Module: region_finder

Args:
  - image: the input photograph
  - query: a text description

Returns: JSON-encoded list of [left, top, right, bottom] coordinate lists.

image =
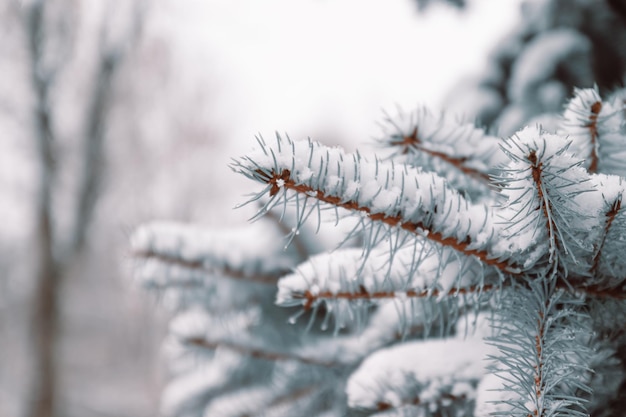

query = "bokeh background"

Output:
[[1, 0, 579, 415]]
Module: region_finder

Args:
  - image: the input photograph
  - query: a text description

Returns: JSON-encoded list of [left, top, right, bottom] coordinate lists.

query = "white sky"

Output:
[[134, 0, 525, 224], [155, 0, 523, 149]]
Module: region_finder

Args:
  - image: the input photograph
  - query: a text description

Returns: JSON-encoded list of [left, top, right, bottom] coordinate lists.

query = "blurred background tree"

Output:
[[0, 1, 157, 417], [443, 0, 626, 134]]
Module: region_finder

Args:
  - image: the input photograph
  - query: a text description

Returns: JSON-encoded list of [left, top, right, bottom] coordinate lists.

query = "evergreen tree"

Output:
[[131, 1, 626, 416]]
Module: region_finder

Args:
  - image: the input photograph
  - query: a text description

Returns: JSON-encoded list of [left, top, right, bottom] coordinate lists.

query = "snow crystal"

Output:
[[299, 166, 314, 181], [371, 187, 402, 213], [344, 180, 360, 199]]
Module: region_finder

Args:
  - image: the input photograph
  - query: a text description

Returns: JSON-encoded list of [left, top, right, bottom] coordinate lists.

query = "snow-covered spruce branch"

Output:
[[135, 86, 626, 417], [230, 135, 519, 275], [496, 122, 626, 286], [130, 221, 297, 288], [346, 313, 495, 414], [560, 87, 626, 176], [496, 126, 601, 271], [169, 308, 342, 368], [589, 193, 626, 286], [487, 282, 594, 417], [347, 340, 484, 414], [170, 300, 442, 370], [276, 246, 496, 331], [591, 195, 622, 274], [294, 299, 470, 366], [378, 107, 507, 197], [201, 383, 331, 417], [181, 336, 340, 368], [289, 283, 496, 313]]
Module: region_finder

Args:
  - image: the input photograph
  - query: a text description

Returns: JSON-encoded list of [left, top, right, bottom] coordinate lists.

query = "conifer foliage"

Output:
[[132, 86, 626, 416]]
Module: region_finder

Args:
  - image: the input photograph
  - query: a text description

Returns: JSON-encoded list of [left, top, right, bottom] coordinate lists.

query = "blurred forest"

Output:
[[0, 1, 224, 416], [2, 0, 624, 416]]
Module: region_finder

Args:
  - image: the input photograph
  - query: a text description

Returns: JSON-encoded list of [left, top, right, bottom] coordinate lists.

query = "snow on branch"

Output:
[[137, 84, 626, 417], [183, 336, 339, 368], [487, 282, 593, 417], [560, 87, 603, 173], [378, 107, 506, 198], [347, 312, 496, 415], [161, 349, 243, 417], [200, 367, 331, 417], [161, 308, 267, 417], [589, 175, 626, 283], [131, 221, 297, 288], [277, 244, 496, 332], [171, 308, 340, 368], [560, 87, 626, 176], [231, 135, 518, 274], [497, 126, 603, 272], [346, 335, 492, 413]]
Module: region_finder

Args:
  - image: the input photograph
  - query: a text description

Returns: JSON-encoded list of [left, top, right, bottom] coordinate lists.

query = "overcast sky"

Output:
[[153, 0, 523, 149]]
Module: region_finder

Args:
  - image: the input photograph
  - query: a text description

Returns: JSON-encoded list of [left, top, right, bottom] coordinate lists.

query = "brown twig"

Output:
[[585, 101, 602, 174], [292, 275, 626, 313], [184, 337, 339, 368], [591, 196, 622, 275], [390, 127, 491, 182], [132, 250, 281, 285], [295, 284, 496, 311], [376, 392, 468, 412], [571, 283, 626, 300], [528, 150, 559, 261], [528, 305, 550, 417], [258, 169, 518, 274]]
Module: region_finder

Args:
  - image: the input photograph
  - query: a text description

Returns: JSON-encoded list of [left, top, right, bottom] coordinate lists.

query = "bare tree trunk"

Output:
[[20, 2, 143, 415], [27, 56, 60, 417], [28, 191, 60, 417], [24, 4, 60, 416], [70, 51, 119, 256]]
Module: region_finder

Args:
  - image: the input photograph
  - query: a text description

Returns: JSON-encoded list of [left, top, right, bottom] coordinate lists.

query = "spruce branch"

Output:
[[277, 244, 496, 334], [379, 107, 506, 199], [561, 87, 603, 174], [183, 336, 339, 368], [591, 193, 622, 276], [372, 391, 469, 415], [169, 307, 344, 369], [390, 126, 490, 181], [206, 378, 328, 417], [488, 282, 593, 417], [202, 378, 340, 417], [346, 336, 491, 413], [161, 351, 243, 417], [497, 126, 601, 272], [570, 283, 626, 300], [231, 135, 518, 274], [231, 384, 324, 417], [291, 284, 496, 311], [130, 222, 296, 289], [133, 248, 280, 286], [135, 85, 626, 417], [560, 87, 626, 176]]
